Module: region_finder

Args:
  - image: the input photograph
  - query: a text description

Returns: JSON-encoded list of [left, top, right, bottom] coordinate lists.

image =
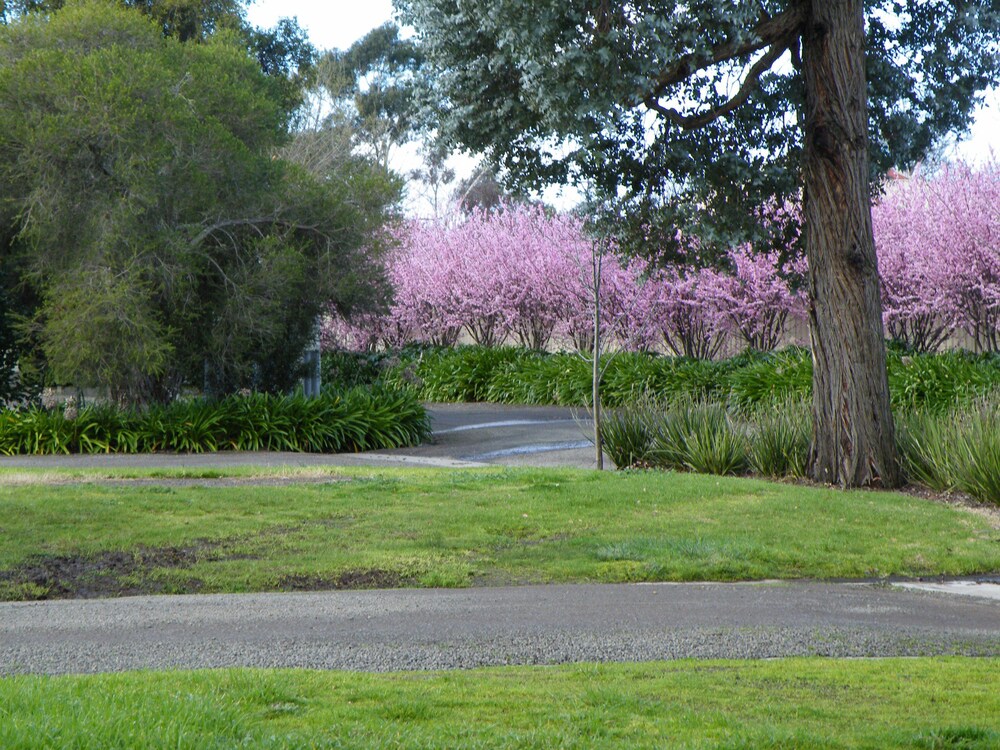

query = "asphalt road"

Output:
[[3, 582, 999, 675], [2, 403, 999, 675]]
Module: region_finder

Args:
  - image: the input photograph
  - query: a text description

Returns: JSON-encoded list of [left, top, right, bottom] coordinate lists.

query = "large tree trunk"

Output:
[[800, 0, 900, 488]]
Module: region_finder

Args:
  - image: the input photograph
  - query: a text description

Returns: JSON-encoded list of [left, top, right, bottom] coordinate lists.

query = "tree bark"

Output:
[[800, 0, 900, 487]]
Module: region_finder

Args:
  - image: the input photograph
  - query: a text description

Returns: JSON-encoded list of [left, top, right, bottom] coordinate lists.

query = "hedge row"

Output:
[[324, 345, 1000, 413], [0, 387, 430, 455]]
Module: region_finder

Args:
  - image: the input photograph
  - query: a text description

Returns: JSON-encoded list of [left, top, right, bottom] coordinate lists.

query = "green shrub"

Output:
[[887, 351, 1000, 413], [602, 354, 724, 406], [486, 351, 589, 405], [383, 346, 528, 402], [384, 345, 742, 408], [726, 347, 812, 409], [378, 343, 1000, 414], [0, 387, 429, 456]]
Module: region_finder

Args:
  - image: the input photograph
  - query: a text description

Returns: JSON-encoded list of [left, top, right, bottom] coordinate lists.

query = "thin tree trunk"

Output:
[[800, 0, 900, 487], [593, 248, 604, 471]]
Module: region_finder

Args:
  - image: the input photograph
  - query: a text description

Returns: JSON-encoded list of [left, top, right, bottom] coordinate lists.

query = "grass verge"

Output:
[[0, 467, 997, 599], [2, 659, 999, 749]]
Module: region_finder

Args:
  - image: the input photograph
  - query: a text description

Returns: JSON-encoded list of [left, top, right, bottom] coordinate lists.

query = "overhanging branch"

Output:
[[644, 37, 792, 130], [639, 5, 806, 108]]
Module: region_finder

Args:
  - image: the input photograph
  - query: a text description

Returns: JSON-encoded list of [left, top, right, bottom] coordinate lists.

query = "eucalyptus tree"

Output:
[[320, 22, 425, 169], [397, 0, 1000, 487]]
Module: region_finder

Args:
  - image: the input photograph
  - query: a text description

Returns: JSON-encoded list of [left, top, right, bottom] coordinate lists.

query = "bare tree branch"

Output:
[[186, 217, 323, 249]]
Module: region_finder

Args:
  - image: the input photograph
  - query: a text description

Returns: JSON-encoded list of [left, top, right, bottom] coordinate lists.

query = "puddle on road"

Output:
[[464, 441, 592, 461], [436, 419, 580, 434], [896, 581, 1000, 602]]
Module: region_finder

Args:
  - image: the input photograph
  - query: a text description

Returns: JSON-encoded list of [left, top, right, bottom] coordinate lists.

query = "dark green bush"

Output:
[[602, 354, 724, 405], [375, 343, 1000, 416], [383, 345, 775, 408], [321, 350, 387, 389], [0, 387, 430, 456], [726, 347, 813, 409], [887, 351, 1000, 413]]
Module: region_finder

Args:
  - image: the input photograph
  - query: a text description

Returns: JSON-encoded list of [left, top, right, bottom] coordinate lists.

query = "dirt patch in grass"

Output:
[[277, 569, 415, 591], [0, 472, 353, 487], [0, 544, 215, 599], [0, 516, 362, 600]]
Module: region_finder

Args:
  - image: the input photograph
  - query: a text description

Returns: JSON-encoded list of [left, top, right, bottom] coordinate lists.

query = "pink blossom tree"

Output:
[[705, 244, 809, 352], [385, 224, 464, 346], [872, 176, 957, 352], [485, 207, 586, 350], [873, 161, 1000, 352], [648, 266, 728, 359]]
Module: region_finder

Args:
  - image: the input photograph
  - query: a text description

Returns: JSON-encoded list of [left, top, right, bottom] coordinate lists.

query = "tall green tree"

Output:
[[320, 22, 424, 169], [0, 0, 396, 404], [0, 0, 314, 105], [398, 0, 1000, 488]]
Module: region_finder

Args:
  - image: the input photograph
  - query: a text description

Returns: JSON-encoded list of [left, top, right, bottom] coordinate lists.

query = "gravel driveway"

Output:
[[3, 582, 999, 675]]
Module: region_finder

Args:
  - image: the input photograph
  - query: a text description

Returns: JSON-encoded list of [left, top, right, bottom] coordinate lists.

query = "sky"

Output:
[[246, 0, 396, 53], [246, 1, 999, 189]]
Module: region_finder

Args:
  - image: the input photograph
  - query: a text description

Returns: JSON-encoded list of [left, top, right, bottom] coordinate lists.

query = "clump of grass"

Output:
[[746, 397, 811, 478], [601, 389, 1000, 504], [895, 396, 1000, 505], [601, 402, 656, 468], [951, 399, 1000, 505], [604, 396, 810, 479], [646, 398, 748, 476], [896, 410, 962, 493]]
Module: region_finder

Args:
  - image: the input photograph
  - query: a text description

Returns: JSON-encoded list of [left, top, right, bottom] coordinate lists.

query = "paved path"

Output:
[[2, 403, 999, 674], [3, 582, 999, 675]]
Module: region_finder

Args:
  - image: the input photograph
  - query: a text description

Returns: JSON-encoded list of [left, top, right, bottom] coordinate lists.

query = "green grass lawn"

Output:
[[1, 466, 997, 599], [2, 659, 999, 748]]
